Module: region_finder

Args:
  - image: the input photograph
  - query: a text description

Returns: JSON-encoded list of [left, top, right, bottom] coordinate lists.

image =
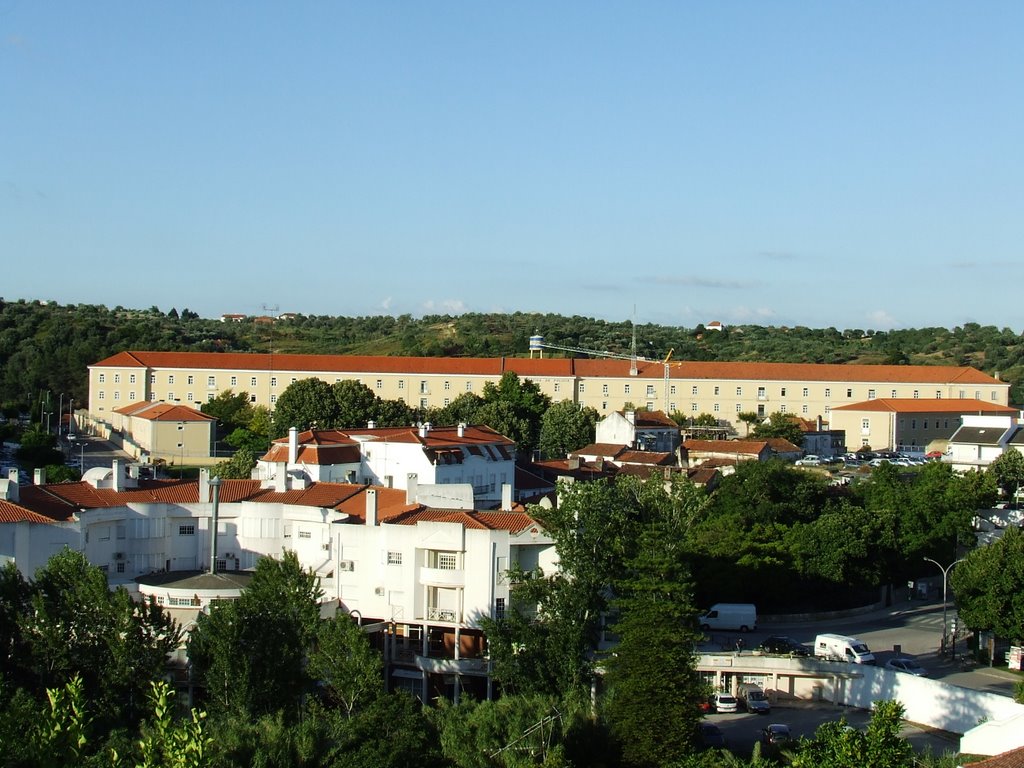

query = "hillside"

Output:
[[1, 298, 1022, 414]]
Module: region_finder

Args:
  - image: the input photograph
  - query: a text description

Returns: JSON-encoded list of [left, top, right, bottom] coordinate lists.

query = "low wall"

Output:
[[699, 653, 1024, 736]]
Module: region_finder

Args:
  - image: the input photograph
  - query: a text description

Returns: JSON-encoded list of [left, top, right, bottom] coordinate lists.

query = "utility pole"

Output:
[[923, 556, 965, 657]]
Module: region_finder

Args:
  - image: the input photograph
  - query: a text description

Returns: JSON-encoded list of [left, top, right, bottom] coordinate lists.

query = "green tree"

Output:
[[15, 550, 180, 732], [428, 392, 483, 427], [373, 398, 417, 427], [271, 378, 339, 437], [479, 372, 551, 455], [602, 523, 707, 766], [988, 449, 1024, 502], [751, 412, 804, 447], [792, 701, 912, 768], [332, 379, 379, 428], [15, 425, 64, 469], [538, 401, 598, 459], [188, 551, 322, 720], [210, 447, 256, 479], [951, 526, 1024, 641], [307, 613, 383, 719], [737, 411, 760, 437], [201, 390, 254, 432]]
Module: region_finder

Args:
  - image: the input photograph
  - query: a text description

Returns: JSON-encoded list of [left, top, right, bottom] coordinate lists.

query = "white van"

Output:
[[698, 603, 757, 632], [814, 633, 876, 664]]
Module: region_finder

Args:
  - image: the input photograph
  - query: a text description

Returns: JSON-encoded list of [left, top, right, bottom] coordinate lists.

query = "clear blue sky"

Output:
[[3, 2, 1022, 331]]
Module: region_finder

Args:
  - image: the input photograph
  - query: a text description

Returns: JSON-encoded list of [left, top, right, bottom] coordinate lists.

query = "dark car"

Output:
[[761, 724, 792, 745], [758, 636, 811, 657], [697, 722, 726, 749]]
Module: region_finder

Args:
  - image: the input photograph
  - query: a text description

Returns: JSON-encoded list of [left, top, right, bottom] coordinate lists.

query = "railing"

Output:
[[419, 566, 465, 587], [427, 607, 459, 622]]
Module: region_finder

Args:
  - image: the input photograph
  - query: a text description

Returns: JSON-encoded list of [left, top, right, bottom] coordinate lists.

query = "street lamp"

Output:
[[79, 443, 87, 473], [923, 556, 965, 656]]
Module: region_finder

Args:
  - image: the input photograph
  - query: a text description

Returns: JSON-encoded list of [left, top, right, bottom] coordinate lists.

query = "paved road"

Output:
[[62, 434, 136, 473]]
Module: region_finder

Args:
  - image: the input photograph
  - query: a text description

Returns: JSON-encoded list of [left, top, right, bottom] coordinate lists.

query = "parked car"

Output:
[[795, 455, 822, 466], [711, 692, 739, 714], [738, 683, 771, 714], [760, 724, 792, 745], [758, 636, 811, 657], [697, 722, 726, 749], [885, 657, 928, 676]]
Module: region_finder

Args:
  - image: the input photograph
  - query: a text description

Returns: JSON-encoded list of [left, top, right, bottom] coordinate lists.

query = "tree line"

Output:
[[3, 298, 1022, 419]]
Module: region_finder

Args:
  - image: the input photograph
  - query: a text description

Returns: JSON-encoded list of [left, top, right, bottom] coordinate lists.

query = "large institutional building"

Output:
[[88, 350, 1011, 440]]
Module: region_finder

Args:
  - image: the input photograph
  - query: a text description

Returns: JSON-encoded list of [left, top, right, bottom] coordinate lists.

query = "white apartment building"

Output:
[[0, 461, 555, 702], [258, 424, 517, 508]]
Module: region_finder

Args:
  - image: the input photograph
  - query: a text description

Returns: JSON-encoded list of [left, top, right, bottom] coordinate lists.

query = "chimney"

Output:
[[111, 460, 123, 492], [274, 461, 287, 492], [817, 415, 824, 431], [288, 427, 299, 465], [367, 420, 376, 429], [567, 457, 580, 471], [501, 483, 512, 511], [1, 469, 18, 503], [418, 423, 427, 438], [406, 473, 418, 505], [198, 468, 210, 502], [384, 474, 393, 488], [366, 488, 378, 526], [33, 467, 47, 486], [458, 422, 466, 438], [626, 410, 636, 425]]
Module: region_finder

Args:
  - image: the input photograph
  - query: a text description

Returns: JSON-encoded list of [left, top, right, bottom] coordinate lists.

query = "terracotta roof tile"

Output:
[[684, 439, 769, 454], [616, 450, 676, 465], [0, 500, 61, 524], [92, 351, 1004, 388], [386, 507, 540, 533], [832, 398, 1019, 414]]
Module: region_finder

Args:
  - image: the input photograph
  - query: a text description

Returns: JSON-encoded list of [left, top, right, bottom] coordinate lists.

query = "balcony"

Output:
[[426, 606, 460, 623], [420, 566, 465, 587]]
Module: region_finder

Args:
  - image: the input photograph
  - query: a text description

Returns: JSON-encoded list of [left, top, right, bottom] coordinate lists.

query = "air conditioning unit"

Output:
[[321, 543, 331, 551], [113, 552, 124, 560], [374, 586, 385, 597], [339, 560, 354, 572]]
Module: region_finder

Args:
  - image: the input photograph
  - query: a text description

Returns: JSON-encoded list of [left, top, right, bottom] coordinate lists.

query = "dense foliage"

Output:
[[3, 298, 1022, 416]]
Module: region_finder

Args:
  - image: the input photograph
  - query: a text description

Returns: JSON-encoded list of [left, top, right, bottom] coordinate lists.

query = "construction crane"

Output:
[[530, 332, 681, 414]]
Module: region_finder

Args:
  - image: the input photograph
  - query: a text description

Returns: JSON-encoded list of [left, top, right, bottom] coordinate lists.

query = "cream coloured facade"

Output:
[[829, 398, 1020, 453], [89, 351, 1011, 436]]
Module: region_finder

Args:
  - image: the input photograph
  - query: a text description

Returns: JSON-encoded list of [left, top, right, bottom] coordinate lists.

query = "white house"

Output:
[[946, 414, 1024, 472], [594, 410, 680, 453], [257, 424, 518, 509], [2, 460, 554, 703]]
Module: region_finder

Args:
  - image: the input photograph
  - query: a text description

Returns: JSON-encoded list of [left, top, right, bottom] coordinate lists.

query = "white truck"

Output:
[[698, 603, 757, 632], [813, 633, 876, 664]]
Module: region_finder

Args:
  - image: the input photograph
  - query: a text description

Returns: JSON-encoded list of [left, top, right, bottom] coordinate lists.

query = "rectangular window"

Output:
[[113, 391, 120, 400], [207, 376, 216, 387], [443, 398, 450, 406], [230, 376, 237, 386], [251, 377, 257, 387], [891, 389, 897, 398], [168, 374, 175, 385], [167, 391, 173, 401], [129, 391, 137, 401], [780, 404, 787, 413], [129, 374, 136, 384], [670, 402, 676, 412], [757, 386, 766, 399], [646, 385, 655, 396], [271, 377, 278, 387], [846, 388, 853, 398], [713, 403, 720, 412], [691, 402, 698, 412], [376, 379, 383, 389], [186, 393, 193, 402], [99, 373, 106, 383], [780, 387, 787, 396], [913, 390, 919, 399], [646, 401, 654, 410], [116, 562, 126, 574], [579, 383, 586, 393], [150, 374, 156, 385], [298, 531, 312, 539], [420, 398, 428, 409], [99, 391, 105, 400], [861, 419, 870, 430], [912, 419, 917, 429], [291, 377, 297, 384], [802, 387, 809, 397], [824, 388, 831, 398], [692, 385, 698, 395], [868, 389, 875, 399], [398, 380, 404, 389], [444, 381, 451, 391], [420, 381, 428, 394], [249, 394, 256, 402], [553, 383, 559, 393], [495, 597, 506, 620], [623, 384, 629, 395], [270, 394, 277, 404], [602, 384, 609, 395], [114, 373, 121, 384], [437, 552, 457, 570], [736, 387, 742, 396], [387, 551, 403, 565], [179, 525, 195, 536], [935, 391, 942, 399], [802, 405, 808, 414], [735, 403, 742, 412], [187, 375, 194, 385], [714, 386, 720, 396], [602, 401, 607, 410]]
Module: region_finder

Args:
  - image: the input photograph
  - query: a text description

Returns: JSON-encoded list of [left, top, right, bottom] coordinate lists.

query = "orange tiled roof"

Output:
[[832, 398, 1019, 414], [623, 410, 678, 428], [616, 450, 676, 466], [765, 438, 802, 452], [113, 402, 215, 422], [90, 351, 1005, 386], [684, 439, 769, 454], [386, 507, 539, 533], [571, 443, 629, 458], [0, 500, 62, 524]]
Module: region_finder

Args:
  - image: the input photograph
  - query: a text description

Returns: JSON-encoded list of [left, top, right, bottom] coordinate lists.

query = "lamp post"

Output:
[[923, 556, 965, 656], [79, 443, 86, 473]]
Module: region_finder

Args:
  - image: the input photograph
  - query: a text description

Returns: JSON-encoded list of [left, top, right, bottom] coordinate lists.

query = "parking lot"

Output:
[[704, 702, 958, 759]]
